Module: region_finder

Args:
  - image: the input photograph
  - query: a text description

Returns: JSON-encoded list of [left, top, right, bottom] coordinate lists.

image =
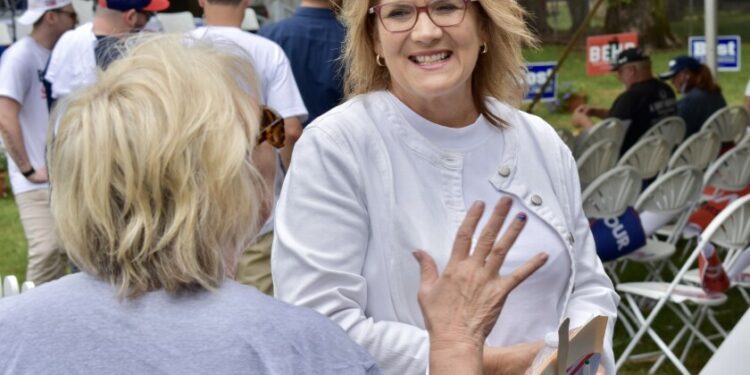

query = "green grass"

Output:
[[0, 194, 26, 283]]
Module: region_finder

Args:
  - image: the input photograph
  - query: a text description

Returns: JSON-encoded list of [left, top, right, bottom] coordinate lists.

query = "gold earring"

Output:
[[376, 54, 386, 67], [480, 43, 488, 54]]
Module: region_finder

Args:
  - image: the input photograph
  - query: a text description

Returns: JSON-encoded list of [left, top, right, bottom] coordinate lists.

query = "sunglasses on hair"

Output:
[[257, 106, 285, 148]]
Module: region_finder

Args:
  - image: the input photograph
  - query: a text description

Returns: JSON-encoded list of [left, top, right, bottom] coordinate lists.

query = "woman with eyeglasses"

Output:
[[273, 1, 619, 374]]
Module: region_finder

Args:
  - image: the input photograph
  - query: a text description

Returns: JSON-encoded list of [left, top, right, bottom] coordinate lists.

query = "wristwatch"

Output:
[[21, 166, 35, 178]]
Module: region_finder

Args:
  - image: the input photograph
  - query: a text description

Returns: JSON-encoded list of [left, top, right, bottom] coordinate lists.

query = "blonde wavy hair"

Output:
[[341, 0, 537, 127], [49, 35, 268, 299]]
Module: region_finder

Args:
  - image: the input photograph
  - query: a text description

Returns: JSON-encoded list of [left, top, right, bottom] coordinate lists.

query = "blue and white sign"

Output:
[[524, 62, 557, 103], [688, 35, 741, 72]]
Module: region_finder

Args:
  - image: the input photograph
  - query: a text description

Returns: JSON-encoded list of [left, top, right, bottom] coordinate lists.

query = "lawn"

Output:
[[1, 9, 749, 375]]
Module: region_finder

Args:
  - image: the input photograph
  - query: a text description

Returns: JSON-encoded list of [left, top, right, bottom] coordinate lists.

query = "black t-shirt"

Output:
[[609, 78, 677, 154]]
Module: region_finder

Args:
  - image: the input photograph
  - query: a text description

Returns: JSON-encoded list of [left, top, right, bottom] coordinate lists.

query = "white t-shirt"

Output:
[[745, 78, 750, 97], [0, 37, 51, 194], [188, 26, 307, 121], [189, 26, 308, 235], [45, 22, 96, 100], [389, 93, 571, 346]]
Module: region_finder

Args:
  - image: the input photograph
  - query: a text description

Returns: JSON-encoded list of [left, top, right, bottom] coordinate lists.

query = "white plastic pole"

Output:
[[705, 0, 718, 76]]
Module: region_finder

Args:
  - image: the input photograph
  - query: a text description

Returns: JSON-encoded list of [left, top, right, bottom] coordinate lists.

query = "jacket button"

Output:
[[531, 194, 543, 206], [567, 232, 575, 245], [497, 166, 511, 177]]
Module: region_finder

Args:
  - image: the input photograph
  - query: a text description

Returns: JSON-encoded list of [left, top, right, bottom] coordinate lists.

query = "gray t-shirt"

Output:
[[0, 273, 378, 374]]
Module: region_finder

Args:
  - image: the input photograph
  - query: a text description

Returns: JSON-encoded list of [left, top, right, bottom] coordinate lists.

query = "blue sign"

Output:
[[688, 35, 741, 72], [524, 62, 557, 103]]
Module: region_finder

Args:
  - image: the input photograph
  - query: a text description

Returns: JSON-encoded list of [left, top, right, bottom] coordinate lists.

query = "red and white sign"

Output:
[[586, 32, 639, 76]]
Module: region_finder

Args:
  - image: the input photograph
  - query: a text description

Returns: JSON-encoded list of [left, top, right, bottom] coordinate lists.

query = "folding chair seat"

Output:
[[556, 128, 575, 151], [701, 106, 750, 145], [641, 116, 686, 149], [156, 11, 196, 33], [616, 195, 750, 375], [576, 139, 619, 189], [665, 129, 721, 171], [573, 118, 625, 158], [617, 135, 672, 181], [626, 167, 703, 268]]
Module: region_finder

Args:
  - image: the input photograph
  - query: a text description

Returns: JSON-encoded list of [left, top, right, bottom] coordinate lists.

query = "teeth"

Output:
[[413, 52, 449, 64]]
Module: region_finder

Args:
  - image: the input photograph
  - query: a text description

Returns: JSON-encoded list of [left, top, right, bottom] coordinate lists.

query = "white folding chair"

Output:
[[666, 130, 721, 171], [0, 22, 11, 45], [241, 8, 260, 31], [701, 106, 750, 145], [616, 195, 750, 374], [556, 128, 575, 151], [576, 138, 620, 189], [702, 143, 750, 202], [642, 116, 687, 149], [617, 135, 672, 181], [625, 167, 704, 277], [580, 166, 641, 334], [573, 117, 625, 158], [72, 0, 95, 25], [2, 275, 19, 297], [156, 11, 196, 33]]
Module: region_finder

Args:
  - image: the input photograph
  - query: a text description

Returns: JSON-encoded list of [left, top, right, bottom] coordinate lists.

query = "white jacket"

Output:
[[273, 91, 619, 374]]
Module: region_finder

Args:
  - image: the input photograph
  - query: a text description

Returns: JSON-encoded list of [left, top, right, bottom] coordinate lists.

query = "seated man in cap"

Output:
[[573, 48, 677, 154], [0, 0, 76, 285], [44, 0, 170, 104], [659, 56, 726, 137]]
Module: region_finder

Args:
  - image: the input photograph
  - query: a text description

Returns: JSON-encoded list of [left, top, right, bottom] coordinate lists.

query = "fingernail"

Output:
[[538, 252, 549, 260], [517, 212, 527, 222], [472, 200, 483, 209]]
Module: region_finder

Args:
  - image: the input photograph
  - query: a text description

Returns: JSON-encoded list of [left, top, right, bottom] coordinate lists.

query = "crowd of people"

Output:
[[0, 0, 747, 374]]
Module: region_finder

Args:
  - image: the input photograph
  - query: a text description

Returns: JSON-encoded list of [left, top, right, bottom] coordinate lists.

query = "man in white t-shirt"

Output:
[[190, 0, 307, 294], [0, 0, 77, 284], [45, 0, 169, 102], [745, 78, 750, 112]]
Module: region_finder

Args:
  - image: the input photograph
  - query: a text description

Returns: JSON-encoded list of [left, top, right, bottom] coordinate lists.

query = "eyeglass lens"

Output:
[[377, 0, 469, 32]]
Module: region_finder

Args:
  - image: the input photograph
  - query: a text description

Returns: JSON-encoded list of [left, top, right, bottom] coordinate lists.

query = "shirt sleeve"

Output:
[[558, 140, 620, 375], [0, 48, 32, 104], [272, 126, 430, 374], [265, 45, 308, 122]]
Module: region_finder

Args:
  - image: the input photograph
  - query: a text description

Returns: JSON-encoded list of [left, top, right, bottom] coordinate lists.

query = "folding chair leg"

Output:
[[706, 308, 728, 338], [739, 287, 750, 305], [650, 306, 707, 374], [666, 304, 718, 352], [617, 304, 637, 337], [618, 295, 691, 375]]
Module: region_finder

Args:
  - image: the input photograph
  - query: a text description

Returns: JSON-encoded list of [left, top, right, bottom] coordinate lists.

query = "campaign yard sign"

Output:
[[586, 32, 639, 76], [689, 35, 741, 72], [524, 62, 557, 103]]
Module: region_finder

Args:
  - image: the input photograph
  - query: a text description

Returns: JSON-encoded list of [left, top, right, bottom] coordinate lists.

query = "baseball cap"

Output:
[[17, 0, 73, 26], [610, 48, 650, 71], [659, 56, 702, 80], [98, 0, 170, 12]]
